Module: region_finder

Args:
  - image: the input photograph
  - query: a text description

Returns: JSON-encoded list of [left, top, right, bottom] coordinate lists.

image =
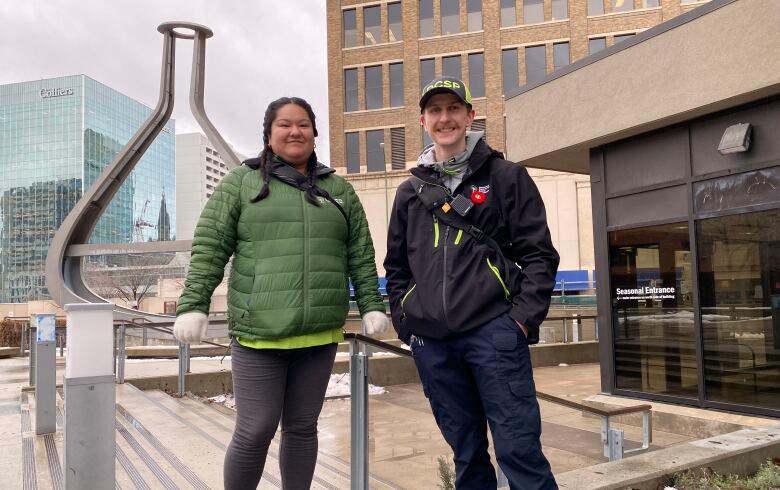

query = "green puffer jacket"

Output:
[[176, 161, 385, 340]]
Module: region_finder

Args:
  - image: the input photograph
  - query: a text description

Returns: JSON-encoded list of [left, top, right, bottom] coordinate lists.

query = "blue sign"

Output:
[[36, 314, 56, 343]]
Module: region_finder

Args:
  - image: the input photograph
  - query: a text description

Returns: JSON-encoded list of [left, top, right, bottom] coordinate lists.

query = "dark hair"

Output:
[[250, 97, 320, 205]]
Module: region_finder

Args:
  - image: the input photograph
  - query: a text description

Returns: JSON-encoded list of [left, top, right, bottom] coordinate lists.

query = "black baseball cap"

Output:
[[419, 76, 473, 111]]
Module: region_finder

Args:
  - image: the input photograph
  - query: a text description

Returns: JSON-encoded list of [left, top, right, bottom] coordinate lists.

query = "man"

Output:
[[384, 76, 559, 489]]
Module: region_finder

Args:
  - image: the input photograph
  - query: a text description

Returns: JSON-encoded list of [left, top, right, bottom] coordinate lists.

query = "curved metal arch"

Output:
[[45, 22, 240, 322]]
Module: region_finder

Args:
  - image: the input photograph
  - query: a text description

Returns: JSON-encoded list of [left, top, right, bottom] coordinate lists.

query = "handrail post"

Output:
[[350, 339, 369, 490], [608, 428, 624, 460], [601, 416, 611, 457], [20, 320, 27, 356], [28, 325, 37, 386], [117, 322, 126, 384], [178, 341, 189, 396]]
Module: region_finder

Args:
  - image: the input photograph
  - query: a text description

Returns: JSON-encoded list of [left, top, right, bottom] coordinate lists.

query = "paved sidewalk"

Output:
[[3, 352, 773, 489]]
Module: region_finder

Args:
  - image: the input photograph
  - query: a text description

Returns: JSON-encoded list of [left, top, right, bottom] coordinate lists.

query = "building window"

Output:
[[611, 0, 632, 13], [589, 37, 606, 55], [364, 65, 383, 110], [420, 58, 435, 91], [525, 45, 547, 85], [698, 209, 780, 411], [419, 0, 434, 37], [164, 301, 177, 314], [609, 222, 696, 398], [501, 48, 518, 95], [346, 133, 360, 174], [523, 0, 544, 24], [343, 9, 357, 48], [468, 52, 485, 98], [552, 0, 568, 20], [344, 68, 358, 112], [390, 127, 406, 169], [363, 5, 382, 45], [501, 0, 516, 27], [643, 0, 659, 6], [588, 0, 604, 15], [366, 130, 385, 172], [614, 33, 636, 44], [390, 62, 404, 107], [441, 0, 460, 35], [442, 55, 461, 80], [467, 0, 482, 31], [553, 42, 570, 71], [388, 2, 403, 42]]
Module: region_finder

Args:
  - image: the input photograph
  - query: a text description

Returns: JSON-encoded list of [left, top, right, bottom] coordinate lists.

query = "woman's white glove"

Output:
[[173, 311, 208, 344], [361, 311, 390, 335]]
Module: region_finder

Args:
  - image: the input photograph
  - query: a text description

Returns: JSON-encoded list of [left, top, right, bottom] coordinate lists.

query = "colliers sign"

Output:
[[40, 88, 74, 98]]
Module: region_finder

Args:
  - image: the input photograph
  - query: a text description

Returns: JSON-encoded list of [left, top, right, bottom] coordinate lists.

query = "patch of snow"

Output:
[[202, 373, 386, 411]]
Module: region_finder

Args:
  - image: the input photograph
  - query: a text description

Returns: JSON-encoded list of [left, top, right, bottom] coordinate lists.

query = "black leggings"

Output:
[[224, 341, 337, 490]]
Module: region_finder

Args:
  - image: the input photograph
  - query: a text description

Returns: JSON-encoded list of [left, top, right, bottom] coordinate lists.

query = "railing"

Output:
[[542, 313, 599, 343], [113, 320, 228, 396], [112, 324, 652, 489]]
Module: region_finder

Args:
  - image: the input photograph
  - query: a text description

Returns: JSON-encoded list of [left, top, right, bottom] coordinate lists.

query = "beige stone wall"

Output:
[[327, 0, 712, 274], [347, 168, 595, 276]]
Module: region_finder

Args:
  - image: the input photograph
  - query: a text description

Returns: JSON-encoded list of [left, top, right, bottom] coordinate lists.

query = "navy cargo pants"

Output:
[[411, 312, 557, 489]]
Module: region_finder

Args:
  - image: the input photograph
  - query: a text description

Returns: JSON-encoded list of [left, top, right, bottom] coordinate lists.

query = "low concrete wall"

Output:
[[126, 341, 598, 396], [531, 341, 599, 367], [0, 347, 19, 358], [556, 424, 780, 490]]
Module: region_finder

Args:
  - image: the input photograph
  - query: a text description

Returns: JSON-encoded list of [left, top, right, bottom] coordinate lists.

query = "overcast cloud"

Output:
[[0, 0, 330, 162]]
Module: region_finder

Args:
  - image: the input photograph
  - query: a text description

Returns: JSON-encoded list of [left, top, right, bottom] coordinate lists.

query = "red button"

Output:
[[470, 191, 486, 204]]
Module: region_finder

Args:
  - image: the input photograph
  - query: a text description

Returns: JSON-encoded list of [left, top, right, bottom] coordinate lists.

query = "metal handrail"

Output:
[[113, 319, 229, 396], [111, 326, 651, 488]]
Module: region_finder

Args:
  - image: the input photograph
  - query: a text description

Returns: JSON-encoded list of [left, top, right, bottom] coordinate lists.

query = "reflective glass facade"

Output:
[[0, 75, 175, 303]]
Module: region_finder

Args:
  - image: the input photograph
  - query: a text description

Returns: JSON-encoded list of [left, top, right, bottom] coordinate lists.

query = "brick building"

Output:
[[326, 0, 711, 277]]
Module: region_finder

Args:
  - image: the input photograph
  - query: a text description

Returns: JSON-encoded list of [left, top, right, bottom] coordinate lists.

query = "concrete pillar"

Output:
[[33, 314, 57, 434], [64, 303, 115, 489]]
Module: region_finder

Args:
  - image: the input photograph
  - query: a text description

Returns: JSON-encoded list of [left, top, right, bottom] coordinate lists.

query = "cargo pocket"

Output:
[[493, 329, 518, 380], [505, 378, 542, 440]]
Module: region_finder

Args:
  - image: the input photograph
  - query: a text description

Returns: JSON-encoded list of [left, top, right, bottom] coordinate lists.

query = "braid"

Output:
[[250, 145, 273, 203], [303, 153, 320, 206]]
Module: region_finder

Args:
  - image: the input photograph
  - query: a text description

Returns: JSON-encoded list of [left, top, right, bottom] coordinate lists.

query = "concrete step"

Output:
[[140, 388, 365, 489]]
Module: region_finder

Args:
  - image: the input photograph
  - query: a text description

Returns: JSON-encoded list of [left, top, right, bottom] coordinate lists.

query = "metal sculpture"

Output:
[[45, 22, 240, 321]]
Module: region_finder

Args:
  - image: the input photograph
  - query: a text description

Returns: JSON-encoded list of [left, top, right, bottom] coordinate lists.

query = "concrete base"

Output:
[[64, 375, 116, 489], [556, 424, 780, 490]]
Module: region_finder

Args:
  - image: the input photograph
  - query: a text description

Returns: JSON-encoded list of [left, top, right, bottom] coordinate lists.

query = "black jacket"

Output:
[[384, 139, 559, 344]]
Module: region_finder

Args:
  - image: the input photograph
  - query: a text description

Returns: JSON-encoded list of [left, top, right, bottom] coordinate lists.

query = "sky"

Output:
[[0, 0, 331, 162]]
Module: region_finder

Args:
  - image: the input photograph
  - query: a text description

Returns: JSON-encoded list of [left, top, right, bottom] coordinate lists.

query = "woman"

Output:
[[173, 96, 388, 489]]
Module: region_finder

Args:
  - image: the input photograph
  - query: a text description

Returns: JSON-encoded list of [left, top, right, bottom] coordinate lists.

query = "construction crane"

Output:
[[133, 198, 154, 242]]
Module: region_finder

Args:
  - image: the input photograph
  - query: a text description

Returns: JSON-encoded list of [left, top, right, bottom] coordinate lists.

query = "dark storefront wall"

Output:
[[592, 98, 780, 417]]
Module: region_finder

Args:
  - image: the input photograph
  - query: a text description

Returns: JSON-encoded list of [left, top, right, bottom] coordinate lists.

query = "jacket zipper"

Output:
[[243, 272, 256, 318], [302, 192, 309, 326], [400, 283, 416, 321], [486, 258, 510, 299], [442, 226, 450, 326]]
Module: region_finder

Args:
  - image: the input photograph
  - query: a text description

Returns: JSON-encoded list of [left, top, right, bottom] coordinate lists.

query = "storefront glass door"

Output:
[[697, 209, 780, 410], [609, 223, 697, 398]]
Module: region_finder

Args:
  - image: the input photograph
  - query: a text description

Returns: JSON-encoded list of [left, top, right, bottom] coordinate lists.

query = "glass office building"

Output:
[[0, 75, 175, 303]]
